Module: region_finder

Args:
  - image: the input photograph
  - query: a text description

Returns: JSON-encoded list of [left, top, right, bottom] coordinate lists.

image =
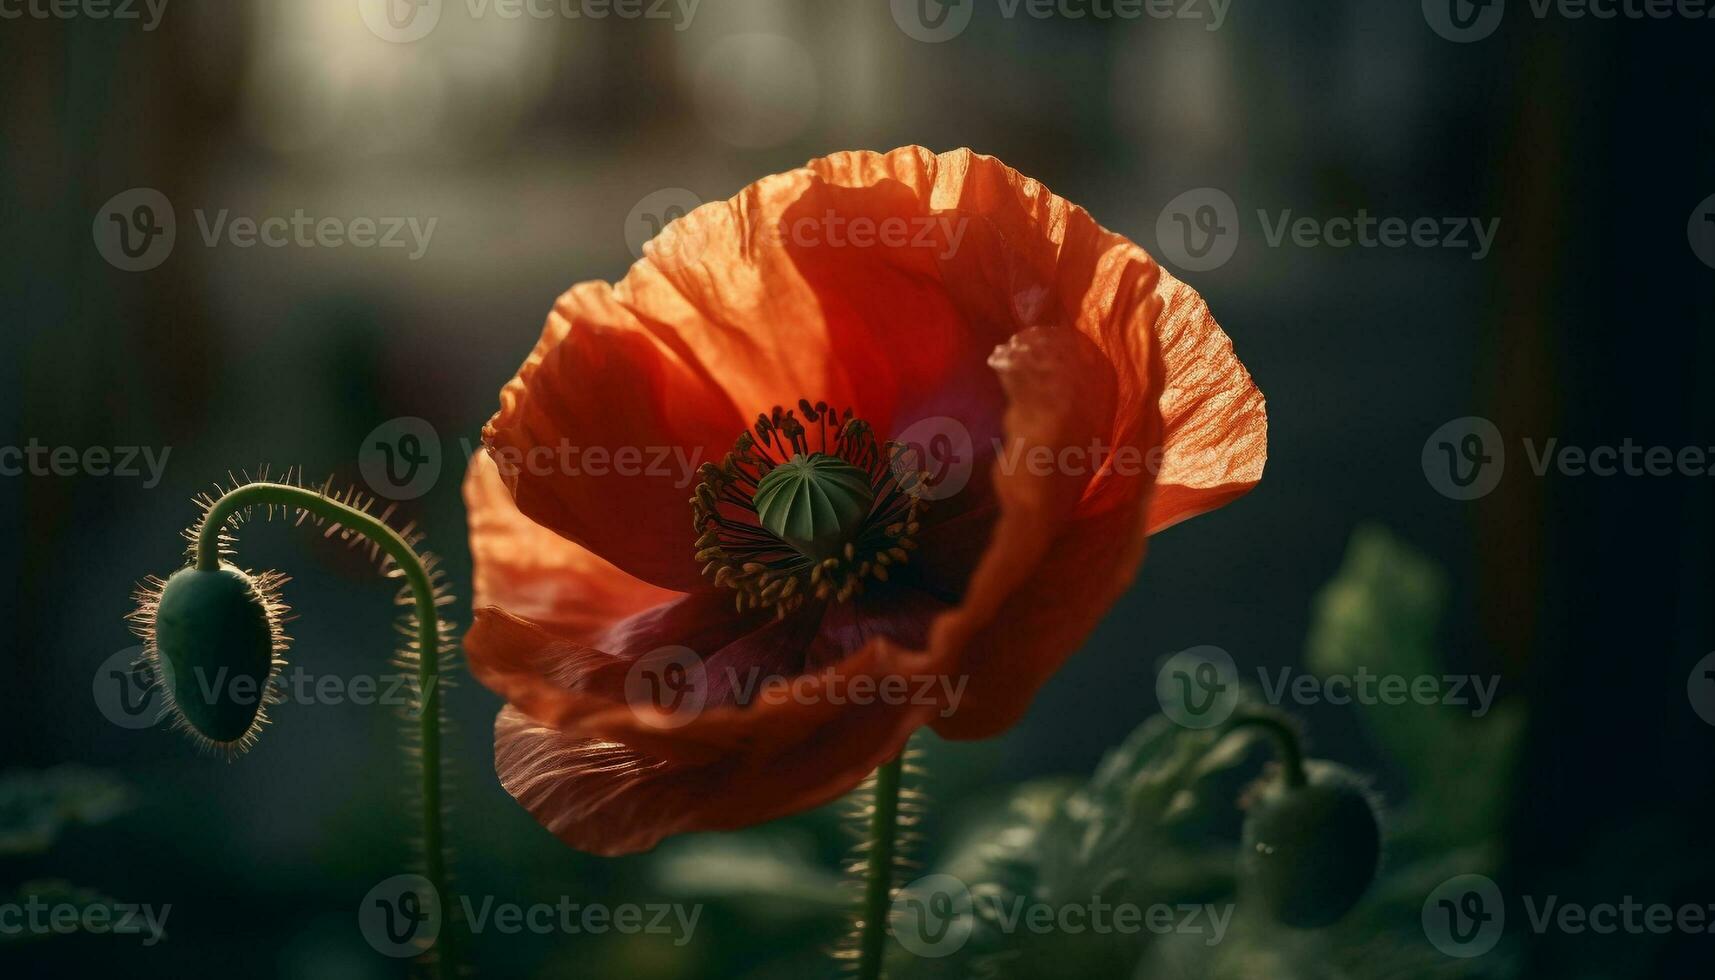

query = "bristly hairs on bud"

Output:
[[126, 562, 291, 758], [836, 739, 927, 978], [126, 465, 462, 979]]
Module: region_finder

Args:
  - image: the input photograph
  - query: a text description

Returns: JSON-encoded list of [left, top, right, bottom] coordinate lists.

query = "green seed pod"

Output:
[[752, 453, 876, 561], [1240, 761, 1382, 929], [132, 563, 288, 753]]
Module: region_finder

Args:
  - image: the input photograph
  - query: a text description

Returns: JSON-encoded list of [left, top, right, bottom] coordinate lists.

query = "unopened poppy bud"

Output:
[[1240, 760, 1382, 929], [133, 563, 288, 752]]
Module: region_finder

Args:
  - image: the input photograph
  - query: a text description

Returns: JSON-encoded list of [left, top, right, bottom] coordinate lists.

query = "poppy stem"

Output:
[[195, 481, 456, 978], [1218, 708, 1307, 787], [855, 751, 904, 980]]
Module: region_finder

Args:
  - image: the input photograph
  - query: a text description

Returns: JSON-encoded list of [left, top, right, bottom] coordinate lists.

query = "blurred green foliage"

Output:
[[650, 526, 1524, 978], [0, 766, 147, 946]]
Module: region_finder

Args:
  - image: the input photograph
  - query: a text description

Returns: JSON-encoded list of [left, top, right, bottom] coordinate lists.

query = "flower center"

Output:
[[692, 400, 926, 618]]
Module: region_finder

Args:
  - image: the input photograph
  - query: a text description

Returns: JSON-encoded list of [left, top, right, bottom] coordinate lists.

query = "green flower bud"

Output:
[[1240, 761, 1382, 929], [132, 563, 288, 753], [752, 453, 876, 562]]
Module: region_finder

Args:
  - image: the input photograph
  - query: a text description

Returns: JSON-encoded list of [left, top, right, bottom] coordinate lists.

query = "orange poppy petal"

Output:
[[616, 160, 1011, 433], [464, 451, 677, 639], [494, 632, 937, 855], [1132, 268, 1268, 532], [483, 282, 745, 592], [470, 587, 950, 767], [929, 502, 1148, 740], [791, 147, 1266, 528]]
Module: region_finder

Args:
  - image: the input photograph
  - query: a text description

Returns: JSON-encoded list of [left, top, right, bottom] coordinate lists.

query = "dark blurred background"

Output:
[[2, 1, 1712, 978]]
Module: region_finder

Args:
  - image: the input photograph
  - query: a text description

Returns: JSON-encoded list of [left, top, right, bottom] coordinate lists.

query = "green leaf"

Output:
[[651, 831, 845, 919], [890, 716, 1250, 979], [0, 767, 132, 856], [1305, 525, 1521, 845]]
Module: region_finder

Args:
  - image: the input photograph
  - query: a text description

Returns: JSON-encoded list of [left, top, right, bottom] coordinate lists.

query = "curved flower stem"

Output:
[[856, 752, 904, 980], [196, 482, 454, 977], [1218, 708, 1307, 787]]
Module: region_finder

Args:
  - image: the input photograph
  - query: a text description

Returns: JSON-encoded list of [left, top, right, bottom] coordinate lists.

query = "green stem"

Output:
[[196, 482, 454, 977], [856, 753, 904, 980], [1219, 709, 1307, 787]]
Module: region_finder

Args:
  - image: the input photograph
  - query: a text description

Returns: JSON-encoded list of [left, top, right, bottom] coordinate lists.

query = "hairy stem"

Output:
[[856, 752, 904, 980], [1220, 708, 1307, 787], [196, 482, 454, 976]]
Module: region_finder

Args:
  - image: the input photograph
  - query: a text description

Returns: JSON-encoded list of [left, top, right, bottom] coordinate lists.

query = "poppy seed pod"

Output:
[[1240, 760, 1382, 929], [752, 453, 878, 562], [131, 563, 289, 753]]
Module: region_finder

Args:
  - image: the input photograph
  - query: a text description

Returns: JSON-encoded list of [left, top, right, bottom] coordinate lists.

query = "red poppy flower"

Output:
[[464, 146, 1266, 855]]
